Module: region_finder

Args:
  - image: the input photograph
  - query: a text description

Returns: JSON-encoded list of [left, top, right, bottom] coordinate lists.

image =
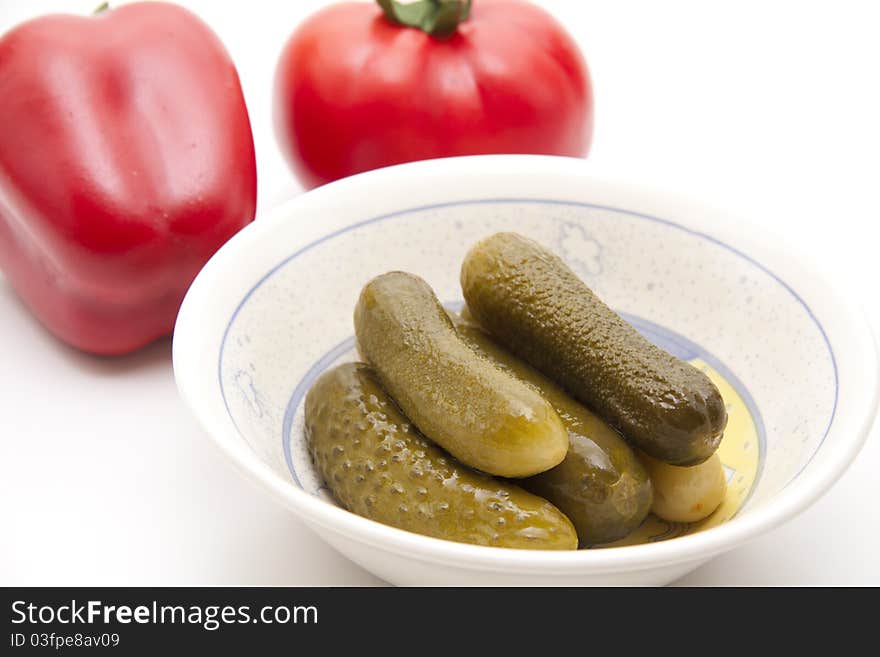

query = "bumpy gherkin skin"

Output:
[[354, 271, 568, 478], [461, 232, 728, 466], [305, 363, 578, 550], [455, 314, 653, 546]]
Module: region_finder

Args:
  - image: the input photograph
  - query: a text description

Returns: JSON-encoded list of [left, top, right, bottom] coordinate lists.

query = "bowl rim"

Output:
[[173, 154, 879, 575]]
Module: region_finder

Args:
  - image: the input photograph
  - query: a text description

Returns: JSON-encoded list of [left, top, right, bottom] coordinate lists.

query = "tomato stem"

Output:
[[376, 0, 471, 38], [92, 2, 110, 14]]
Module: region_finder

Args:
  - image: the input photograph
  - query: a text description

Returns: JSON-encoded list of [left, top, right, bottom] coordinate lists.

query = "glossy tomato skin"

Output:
[[274, 0, 592, 189], [0, 2, 256, 354]]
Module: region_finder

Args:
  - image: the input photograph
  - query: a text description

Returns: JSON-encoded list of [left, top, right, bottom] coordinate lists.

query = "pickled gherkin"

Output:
[[305, 363, 578, 550], [454, 314, 652, 546], [354, 271, 568, 478], [461, 232, 728, 466]]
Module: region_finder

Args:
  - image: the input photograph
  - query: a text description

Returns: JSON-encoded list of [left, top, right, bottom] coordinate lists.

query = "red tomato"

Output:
[[274, 0, 592, 189]]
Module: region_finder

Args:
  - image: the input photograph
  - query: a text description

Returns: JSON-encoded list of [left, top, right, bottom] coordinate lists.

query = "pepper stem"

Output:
[[377, 0, 471, 38], [93, 2, 110, 14]]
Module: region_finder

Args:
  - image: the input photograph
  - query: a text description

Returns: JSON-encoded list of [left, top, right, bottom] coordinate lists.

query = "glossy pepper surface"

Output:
[[0, 2, 256, 354]]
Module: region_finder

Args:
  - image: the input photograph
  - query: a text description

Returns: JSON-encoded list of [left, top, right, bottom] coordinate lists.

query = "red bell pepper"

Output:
[[0, 2, 256, 355]]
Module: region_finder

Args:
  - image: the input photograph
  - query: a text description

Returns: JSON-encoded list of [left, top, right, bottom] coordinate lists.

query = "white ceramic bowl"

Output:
[[173, 155, 878, 585]]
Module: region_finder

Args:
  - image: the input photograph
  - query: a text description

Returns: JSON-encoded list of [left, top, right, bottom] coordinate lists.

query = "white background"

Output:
[[1, 0, 878, 585]]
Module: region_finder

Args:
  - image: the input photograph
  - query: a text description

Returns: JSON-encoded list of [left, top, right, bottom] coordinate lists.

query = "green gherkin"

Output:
[[461, 232, 728, 466], [455, 314, 653, 546], [305, 363, 578, 550], [354, 271, 568, 478]]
